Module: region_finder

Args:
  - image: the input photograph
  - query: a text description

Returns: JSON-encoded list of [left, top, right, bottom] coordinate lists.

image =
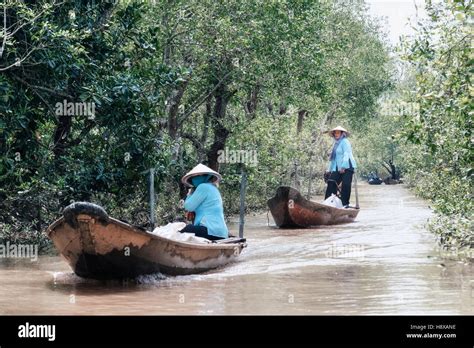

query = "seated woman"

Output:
[[179, 163, 229, 241], [324, 126, 357, 208]]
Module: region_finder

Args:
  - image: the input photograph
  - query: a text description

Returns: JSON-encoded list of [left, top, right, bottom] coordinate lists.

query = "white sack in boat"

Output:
[[151, 222, 210, 244], [322, 194, 343, 208]]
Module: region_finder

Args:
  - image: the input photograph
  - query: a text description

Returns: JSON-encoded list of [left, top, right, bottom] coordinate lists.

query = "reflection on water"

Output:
[[0, 184, 472, 314]]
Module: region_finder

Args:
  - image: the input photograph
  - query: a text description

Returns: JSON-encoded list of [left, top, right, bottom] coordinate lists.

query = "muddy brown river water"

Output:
[[0, 184, 472, 314]]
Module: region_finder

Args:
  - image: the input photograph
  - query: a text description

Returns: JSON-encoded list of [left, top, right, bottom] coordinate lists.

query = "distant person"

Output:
[[179, 163, 229, 240], [324, 126, 357, 208]]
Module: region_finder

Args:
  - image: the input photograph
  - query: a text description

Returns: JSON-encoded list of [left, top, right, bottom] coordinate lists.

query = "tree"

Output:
[[398, 0, 473, 250]]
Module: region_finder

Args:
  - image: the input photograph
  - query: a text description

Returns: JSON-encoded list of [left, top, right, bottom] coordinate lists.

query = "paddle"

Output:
[[353, 171, 360, 209]]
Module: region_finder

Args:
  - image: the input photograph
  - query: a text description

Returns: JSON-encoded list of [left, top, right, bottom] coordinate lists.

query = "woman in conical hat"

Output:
[[179, 163, 228, 240], [181, 163, 222, 187], [324, 126, 357, 208]]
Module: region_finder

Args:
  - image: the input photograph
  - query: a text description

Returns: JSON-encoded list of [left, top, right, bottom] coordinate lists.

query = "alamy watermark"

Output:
[[217, 148, 258, 167], [0, 242, 38, 262], [18, 322, 55, 342], [325, 243, 365, 260], [55, 99, 95, 120], [379, 99, 420, 117]]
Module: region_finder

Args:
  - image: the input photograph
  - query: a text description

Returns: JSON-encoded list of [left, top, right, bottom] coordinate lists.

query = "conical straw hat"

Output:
[[327, 125, 350, 137], [181, 163, 222, 187]]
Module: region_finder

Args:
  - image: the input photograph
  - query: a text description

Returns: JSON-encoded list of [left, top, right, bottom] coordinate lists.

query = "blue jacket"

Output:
[[184, 183, 229, 238], [328, 138, 357, 172]]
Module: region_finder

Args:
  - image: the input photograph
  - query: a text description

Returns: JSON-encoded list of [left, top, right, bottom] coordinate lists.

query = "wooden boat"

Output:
[[267, 186, 359, 228], [367, 173, 383, 185], [46, 202, 246, 279], [383, 177, 401, 185], [368, 178, 383, 185]]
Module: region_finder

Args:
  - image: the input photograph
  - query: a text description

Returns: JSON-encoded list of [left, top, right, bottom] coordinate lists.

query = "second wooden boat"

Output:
[[267, 186, 359, 228]]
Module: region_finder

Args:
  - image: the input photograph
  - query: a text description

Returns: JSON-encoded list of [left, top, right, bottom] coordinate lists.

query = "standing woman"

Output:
[[180, 163, 229, 240], [325, 126, 357, 208]]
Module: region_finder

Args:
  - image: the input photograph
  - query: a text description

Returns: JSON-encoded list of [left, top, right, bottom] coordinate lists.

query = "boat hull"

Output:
[[267, 186, 359, 228], [46, 202, 246, 279], [368, 179, 383, 185]]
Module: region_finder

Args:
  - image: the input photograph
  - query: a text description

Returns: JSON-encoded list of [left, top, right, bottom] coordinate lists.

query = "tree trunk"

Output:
[[297, 109, 307, 134], [52, 115, 72, 159], [207, 84, 231, 171], [279, 102, 287, 115], [245, 84, 260, 118], [166, 80, 189, 139], [266, 101, 274, 115], [198, 94, 212, 161]]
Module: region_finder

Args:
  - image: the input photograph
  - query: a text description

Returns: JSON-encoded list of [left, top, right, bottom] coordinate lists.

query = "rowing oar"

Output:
[[354, 171, 360, 209]]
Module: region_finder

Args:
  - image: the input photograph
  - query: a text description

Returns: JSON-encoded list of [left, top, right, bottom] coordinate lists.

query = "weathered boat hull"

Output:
[[46, 202, 246, 279], [368, 178, 383, 185], [267, 186, 359, 228]]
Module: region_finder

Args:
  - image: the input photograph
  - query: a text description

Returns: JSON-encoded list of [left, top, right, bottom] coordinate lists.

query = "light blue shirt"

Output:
[[328, 138, 357, 172], [184, 183, 229, 238]]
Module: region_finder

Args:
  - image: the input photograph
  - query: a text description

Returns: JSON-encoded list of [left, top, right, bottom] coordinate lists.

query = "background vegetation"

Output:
[[0, 0, 471, 256]]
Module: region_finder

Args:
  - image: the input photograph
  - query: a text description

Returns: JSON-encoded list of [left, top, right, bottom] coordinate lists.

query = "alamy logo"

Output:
[[217, 148, 258, 167], [0, 242, 38, 262], [55, 99, 95, 119], [18, 322, 56, 341], [325, 243, 365, 260]]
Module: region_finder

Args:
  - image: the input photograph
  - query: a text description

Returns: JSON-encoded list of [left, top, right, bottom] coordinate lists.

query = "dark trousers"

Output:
[[324, 169, 354, 206], [179, 224, 224, 241]]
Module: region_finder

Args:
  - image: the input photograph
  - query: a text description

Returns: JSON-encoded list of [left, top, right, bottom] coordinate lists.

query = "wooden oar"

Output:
[[239, 165, 247, 238], [353, 171, 360, 209], [148, 168, 156, 229]]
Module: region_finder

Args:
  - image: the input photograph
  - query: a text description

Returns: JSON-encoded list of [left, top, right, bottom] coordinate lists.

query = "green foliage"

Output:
[[398, 0, 473, 253], [0, 0, 178, 245], [0, 0, 392, 250]]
